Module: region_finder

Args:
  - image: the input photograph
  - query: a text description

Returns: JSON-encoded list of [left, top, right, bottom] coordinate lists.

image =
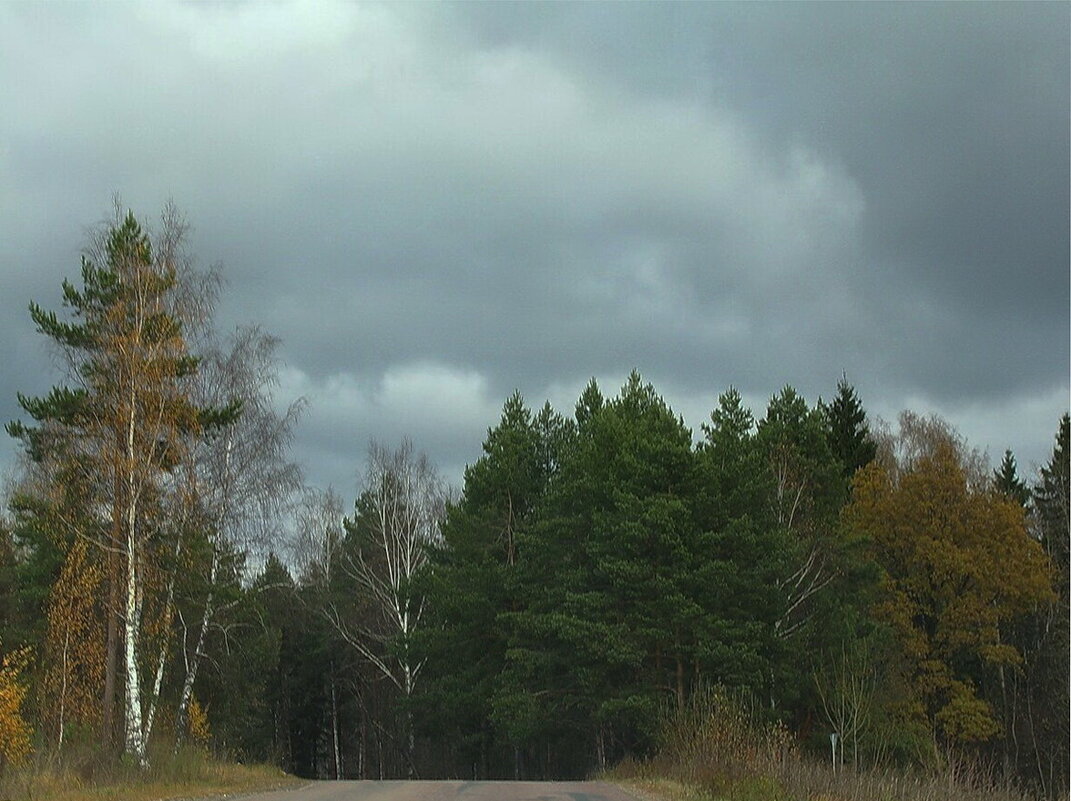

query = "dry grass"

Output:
[[616, 776, 721, 801], [608, 689, 1043, 801], [0, 747, 301, 801]]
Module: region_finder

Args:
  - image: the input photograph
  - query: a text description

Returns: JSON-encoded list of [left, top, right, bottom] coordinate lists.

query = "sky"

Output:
[[1, 2, 1068, 501]]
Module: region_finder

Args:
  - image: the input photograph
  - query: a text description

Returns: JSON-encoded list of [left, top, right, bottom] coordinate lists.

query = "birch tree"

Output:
[[0, 640, 32, 768], [332, 440, 446, 775], [293, 487, 345, 588], [292, 487, 348, 777], [814, 640, 878, 767], [172, 327, 304, 747], [41, 538, 105, 751]]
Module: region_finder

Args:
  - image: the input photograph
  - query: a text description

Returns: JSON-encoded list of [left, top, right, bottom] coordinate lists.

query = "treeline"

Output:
[[398, 379, 1067, 797], [0, 209, 1067, 799]]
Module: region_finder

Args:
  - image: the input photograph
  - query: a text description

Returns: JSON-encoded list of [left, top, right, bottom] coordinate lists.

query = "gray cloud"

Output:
[[1, 1, 1067, 498]]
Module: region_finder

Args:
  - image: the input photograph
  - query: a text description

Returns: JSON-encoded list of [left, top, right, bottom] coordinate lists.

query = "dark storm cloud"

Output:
[[1, 2, 1067, 494], [455, 1, 1070, 397]]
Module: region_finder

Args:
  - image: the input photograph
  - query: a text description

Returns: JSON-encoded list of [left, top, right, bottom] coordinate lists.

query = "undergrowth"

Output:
[[0, 741, 298, 801], [609, 688, 1045, 801]]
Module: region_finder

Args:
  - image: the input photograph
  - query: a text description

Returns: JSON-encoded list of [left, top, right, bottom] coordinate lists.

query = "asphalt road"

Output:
[[230, 780, 645, 801]]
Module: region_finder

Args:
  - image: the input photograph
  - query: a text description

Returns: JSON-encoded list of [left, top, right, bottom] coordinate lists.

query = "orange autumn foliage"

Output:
[[42, 538, 106, 748], [845, 413, 1054, 745], [0, 641, 32, 768], [188, 696, 211, 747]]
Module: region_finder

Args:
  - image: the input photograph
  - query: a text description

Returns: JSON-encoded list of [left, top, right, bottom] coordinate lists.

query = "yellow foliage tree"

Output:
[[846, 413, 1054, 748], [187, 696, 210, 748], [0, 641, 33, 769], [42, 538, 106, 750]]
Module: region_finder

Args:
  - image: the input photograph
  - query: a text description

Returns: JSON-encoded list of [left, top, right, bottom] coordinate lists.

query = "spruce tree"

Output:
[[1027, 414, 1070, 797], [823, 378, 877, 482], [993, 449, 1030, 508], [1034, 414, 1069, 577]]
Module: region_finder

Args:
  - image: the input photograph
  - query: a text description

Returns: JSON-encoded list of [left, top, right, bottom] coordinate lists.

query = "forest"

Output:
[[0, 210, 1067, 800]]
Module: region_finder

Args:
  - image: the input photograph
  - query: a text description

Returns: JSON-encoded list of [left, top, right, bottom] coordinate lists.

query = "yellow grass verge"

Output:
[[613, 777, 722, 801], [0, 760, 303, 801]]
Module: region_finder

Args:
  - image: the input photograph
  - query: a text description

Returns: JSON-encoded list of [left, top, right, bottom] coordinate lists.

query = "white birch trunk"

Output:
[[124, 392, 147, 766], [176, 435, 230, 748], [143, 638, 166, 748], [58, 627, 69, 752], [175, 552, 216, 747], [144, 529, 185, 747], [404, 664, 415, 778], [124, 504, 145, 764]]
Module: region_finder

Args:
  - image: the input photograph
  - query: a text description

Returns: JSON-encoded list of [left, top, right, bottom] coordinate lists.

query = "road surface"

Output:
[[230, 780, 645, 801]]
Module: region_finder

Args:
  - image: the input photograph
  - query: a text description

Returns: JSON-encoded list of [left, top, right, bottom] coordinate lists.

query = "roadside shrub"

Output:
[[612, 686, 1041, 801], [653, 687, 792, 795], [0, 642, 33, 769]]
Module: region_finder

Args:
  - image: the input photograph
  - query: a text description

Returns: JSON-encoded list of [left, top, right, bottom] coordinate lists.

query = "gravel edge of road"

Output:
[[605, 781, 661, 801], [153, 778, 312, 801]]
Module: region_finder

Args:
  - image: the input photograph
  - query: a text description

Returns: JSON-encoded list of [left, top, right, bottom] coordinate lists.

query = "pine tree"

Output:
[[574, 378, 604, 434], [497, 373, 697, 773], [696, 387, 767, 530], [254, 554, 299, 768], [4, 488, 75, 654], [8, 208, 207, 765], [693, 389, 785, 691], [414, 392, 562, 777]]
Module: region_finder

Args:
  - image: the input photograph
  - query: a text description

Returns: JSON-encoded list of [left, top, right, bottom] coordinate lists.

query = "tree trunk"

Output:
[[123, 508, 145, 765], [359, 710, 366, 779], [175, 582, 214, 747], [331, 673, 342, 779], [999, 662, 1011, 778], [675, 652, 685, 708], [58, 627, 69, 752], [406, 708, 415, 779], [123, 395, 147, 766], [595, 727, 607, 773], [103, 534, 119, 746], [377, 726, 384, 779], [177, 435, 230, 748], [144, 533, 184, 749], [404, 664, 416, 778]]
